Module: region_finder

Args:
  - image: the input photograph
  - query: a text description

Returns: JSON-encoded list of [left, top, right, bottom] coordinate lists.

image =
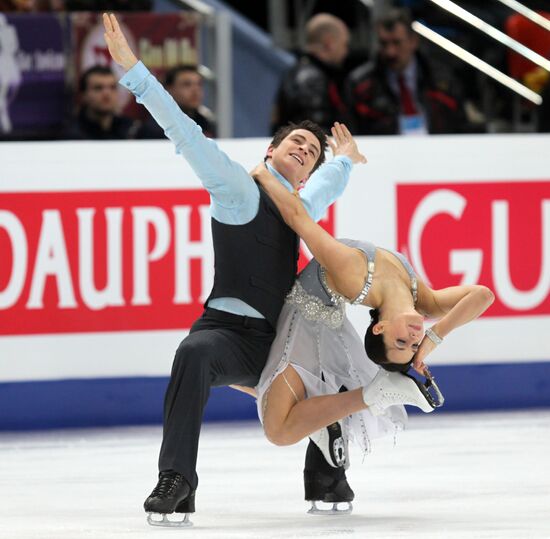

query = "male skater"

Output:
[[103, 13, 367, 526]]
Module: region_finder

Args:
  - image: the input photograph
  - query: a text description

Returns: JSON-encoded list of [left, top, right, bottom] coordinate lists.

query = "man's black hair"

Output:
[[165, 65, 201, 87], [376, 8, 414, 35], [270, 120, 328, 173], [79, 65, 115, 93]]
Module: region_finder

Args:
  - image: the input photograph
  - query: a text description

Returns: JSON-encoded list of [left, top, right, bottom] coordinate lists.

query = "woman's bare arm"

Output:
[[413, 284, 495, 369], [251, 164, 365, 298], [427, 285, 495, 338]]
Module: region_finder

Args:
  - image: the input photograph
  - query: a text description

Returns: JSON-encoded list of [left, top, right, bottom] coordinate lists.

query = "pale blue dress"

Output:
[[256, 239, 418, 454]]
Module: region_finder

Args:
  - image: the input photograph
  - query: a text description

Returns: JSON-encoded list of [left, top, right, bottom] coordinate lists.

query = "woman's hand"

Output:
[[103, 13, 138, 71], [412, 335, 436, 374], [328, 122, 367, 165], [250, 163, 269, 182]]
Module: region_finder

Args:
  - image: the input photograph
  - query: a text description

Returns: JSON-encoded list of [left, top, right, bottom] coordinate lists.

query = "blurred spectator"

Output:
[[0, 0, 64, 10], [139, 65, 216, 139], [0, 0, 36, 10], [271, 13, 350, 134], [63, 0, 151, 10], [63, 65, 141, 140], [347, 8, 472, 136]]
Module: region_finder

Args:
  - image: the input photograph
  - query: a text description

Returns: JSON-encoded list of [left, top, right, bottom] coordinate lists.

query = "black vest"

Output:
[[206, 187, 299, 328]]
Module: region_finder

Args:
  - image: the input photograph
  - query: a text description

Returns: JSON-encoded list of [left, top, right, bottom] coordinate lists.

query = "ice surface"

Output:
[[1, 410, 549, 538]]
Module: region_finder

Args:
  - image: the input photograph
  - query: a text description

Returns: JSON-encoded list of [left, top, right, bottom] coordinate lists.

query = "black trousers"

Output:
[[158, 308, 275, 489]]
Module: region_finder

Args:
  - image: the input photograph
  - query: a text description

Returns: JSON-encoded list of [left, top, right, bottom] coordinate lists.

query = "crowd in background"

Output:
[[0, 0, 549, 141], [0, 0, 151, 12], [272, 9, 479, 137], [63, 64, 216, 140]]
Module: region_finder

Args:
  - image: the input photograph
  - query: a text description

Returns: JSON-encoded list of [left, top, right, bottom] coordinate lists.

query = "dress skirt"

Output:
[[255, 279, 407, 454]]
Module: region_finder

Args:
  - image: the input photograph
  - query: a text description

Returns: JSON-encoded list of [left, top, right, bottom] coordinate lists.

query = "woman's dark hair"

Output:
[[364, 309, 413, 373]]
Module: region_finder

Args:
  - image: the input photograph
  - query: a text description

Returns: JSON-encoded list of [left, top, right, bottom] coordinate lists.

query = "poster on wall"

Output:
[[71, 12, 200, 118], [0, 14, 66, 139]]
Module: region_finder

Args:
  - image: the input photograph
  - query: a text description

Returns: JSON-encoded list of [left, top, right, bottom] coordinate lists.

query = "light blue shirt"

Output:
[[120, 61, 352, 317]]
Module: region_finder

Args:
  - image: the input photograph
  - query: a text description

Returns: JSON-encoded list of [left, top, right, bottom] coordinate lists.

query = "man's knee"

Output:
[[172, 335, 213, 375]]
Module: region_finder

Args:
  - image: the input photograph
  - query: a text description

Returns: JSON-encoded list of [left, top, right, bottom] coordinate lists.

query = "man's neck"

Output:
[[265, 160, 296, 192]]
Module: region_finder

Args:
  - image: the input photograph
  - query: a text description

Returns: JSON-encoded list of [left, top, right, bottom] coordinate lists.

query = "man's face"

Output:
[[82, 73, 118, 115], [378, 23, 418, 73], [326, 28, 350, 66], [267, 129, 323, 188], [169, 71, 203, 111]]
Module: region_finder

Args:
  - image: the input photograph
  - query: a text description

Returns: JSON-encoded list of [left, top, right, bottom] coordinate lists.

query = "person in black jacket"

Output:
[[347, 9, 470, 136], [272, 13, 350, 134], [138, 65, 216, 139], [64, 65, 141, 140]]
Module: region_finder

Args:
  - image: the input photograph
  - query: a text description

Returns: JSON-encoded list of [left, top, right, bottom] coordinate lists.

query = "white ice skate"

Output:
[[363, 369, 441, 415]]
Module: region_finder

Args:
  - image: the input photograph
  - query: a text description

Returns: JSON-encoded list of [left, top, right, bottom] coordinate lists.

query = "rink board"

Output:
[[1, 362, 550, 430], [1, 136, 549, 429]]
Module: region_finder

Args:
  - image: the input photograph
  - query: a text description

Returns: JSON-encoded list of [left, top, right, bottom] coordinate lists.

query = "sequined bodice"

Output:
[[286, 277, 345, 329], [285, 239, 418, 328]]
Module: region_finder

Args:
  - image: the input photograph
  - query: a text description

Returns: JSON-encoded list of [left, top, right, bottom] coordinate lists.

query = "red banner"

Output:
[[72, 12, 200, 117], [396, 181, 550, 316], [0, 190, 334, 335]]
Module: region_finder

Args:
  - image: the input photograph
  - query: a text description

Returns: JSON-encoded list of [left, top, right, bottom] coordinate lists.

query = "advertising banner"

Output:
[[71, 12, 200, 117], [0, 14, 65, 137], [1, 135, 549, 428]]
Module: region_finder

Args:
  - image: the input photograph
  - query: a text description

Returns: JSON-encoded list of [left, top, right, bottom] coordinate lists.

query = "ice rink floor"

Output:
[[1, 410, 549, 539]]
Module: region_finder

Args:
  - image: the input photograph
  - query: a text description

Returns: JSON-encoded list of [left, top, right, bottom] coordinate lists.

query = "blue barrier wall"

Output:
[[2, 362, 549, 431]]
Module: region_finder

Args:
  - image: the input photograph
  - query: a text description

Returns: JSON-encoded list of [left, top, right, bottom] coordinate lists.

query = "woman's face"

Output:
[[374, 311, 424, 364]]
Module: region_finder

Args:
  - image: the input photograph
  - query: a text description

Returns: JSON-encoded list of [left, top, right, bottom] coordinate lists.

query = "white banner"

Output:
[[0, 135, 549, 382]]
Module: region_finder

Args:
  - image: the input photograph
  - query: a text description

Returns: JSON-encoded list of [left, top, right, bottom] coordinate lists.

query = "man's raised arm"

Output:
[[103, 13, 256, 222], [300, 123, 366, 222]]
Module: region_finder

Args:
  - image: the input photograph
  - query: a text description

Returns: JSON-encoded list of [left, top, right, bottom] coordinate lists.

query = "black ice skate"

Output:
[[304, 422, 354, 515], [144, 471, 195, 527]]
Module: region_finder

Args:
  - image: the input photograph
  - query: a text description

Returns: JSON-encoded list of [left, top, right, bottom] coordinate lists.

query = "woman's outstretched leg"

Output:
[[262, 365, 366, 446]]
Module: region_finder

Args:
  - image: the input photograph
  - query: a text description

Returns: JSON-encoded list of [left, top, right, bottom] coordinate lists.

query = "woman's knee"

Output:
[[263, 421, 296, 447]]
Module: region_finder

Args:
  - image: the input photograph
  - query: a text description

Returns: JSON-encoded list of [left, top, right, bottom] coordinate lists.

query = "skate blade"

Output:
[[403, 368, 444, 411], [307, 501, 353, 516], [146, 512, 193, 527]]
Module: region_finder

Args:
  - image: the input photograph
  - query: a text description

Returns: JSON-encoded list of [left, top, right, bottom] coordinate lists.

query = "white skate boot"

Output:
[[305, 422, 353, 515], [309, 421, 349, 469], [363, 369, 437, 415]]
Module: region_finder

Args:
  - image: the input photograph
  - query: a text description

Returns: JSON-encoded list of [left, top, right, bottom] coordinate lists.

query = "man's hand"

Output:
[[328, 122, 367, 165], [103, 13, 138, 71]]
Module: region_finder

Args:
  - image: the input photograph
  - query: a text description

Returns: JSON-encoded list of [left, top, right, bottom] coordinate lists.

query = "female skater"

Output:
[[250, 163, 494, 458]]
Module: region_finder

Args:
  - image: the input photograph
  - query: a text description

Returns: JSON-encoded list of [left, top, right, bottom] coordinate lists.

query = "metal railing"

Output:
[[495, 0, 550, 32], [420, 0, 550, 130], [175, 0, 233, 137], [426, 0, 550, 76], [413, 21, 542, 105]]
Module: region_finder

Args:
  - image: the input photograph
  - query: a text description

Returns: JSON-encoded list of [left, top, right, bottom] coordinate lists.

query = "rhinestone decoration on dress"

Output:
[[286, 280, 345, 329]]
